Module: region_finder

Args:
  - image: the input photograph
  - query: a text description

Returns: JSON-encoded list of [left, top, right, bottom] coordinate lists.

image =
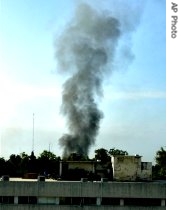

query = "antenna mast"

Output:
[[32, 113, 35, 152]]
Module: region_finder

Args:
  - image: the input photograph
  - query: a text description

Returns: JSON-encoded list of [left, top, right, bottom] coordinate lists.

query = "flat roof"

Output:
[[0, 177, 165, 183], [8, 178, 56, 182]]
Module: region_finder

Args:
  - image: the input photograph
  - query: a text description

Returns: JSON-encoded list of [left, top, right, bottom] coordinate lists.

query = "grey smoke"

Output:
[[55, 2, 140, 157]]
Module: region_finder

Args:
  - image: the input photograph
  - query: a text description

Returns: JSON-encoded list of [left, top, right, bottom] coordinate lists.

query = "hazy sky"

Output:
[[0, 0, 166, 162]]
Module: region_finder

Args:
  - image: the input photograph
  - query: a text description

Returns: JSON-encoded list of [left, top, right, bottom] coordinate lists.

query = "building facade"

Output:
[[60, 155, 152, 181], [111, 155, 152, 181], [60, 160, 111, 180], [0, 178, 166, 210]]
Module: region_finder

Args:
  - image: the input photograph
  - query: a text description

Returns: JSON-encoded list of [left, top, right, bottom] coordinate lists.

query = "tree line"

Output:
[[0, 147, 166, 180]]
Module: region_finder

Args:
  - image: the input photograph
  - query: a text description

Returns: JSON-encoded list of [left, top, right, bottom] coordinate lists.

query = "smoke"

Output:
[[55, 2, 141, 157]]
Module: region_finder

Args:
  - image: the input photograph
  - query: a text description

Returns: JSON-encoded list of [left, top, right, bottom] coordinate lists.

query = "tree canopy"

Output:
[[94, 148, 111, 163], [108, 148, 128, 156], [152, 147, 166, 180], [0, 147, 166, 180]]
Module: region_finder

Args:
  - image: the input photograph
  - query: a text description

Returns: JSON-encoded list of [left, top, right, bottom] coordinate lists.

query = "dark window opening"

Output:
[[141, 162, 149, 170], [18, 196, 37, 204], [18, 196, 28, 204], [71, 197, 82, 205], [101, 197, 120, 205], [59, 197, 72, 205], [59, 197, 97, 206], [0, 196, 14, 204], [124, 198, 161, 206], [83, 197, 97, 205], [29, 196, 37, 204]]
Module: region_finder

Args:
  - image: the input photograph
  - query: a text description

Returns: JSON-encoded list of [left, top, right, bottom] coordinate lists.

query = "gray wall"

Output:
[[0, 181, 166, 198], [0, 205, 166, 210], [0, 180, 166, 210]]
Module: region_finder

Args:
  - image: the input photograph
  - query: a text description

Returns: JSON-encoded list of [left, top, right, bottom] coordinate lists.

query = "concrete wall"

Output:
[[0, 180, 165, 198], [111, 155, 152, 181], [112, 156, 141, 181], [140, 162, 152, 180], [66, 161, 95, 173], [0, 205, 166, 210], [60, 161, 112, 180], [59, 156, 152, 181], [0, 180, 166, 210]]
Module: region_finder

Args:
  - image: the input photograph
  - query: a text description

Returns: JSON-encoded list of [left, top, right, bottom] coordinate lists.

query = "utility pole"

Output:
[[32, 113, 35, 153]]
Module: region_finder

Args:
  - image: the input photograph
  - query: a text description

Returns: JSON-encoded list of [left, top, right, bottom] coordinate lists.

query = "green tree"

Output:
[[108, 148, 128, 156], [152, 147, 166, 180], [7, 154, 22, 176], [37, 150, 61, 178], [38, 150, 57, 161], [94, 148, 111, 163], [28, 151, 37, 173], [20, 152, 29, 175], [65, 153, 89, 161], [0, 157, 7, 176]]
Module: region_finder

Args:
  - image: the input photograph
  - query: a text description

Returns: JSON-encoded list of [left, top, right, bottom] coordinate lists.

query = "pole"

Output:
[[32, 113, 34, 152]]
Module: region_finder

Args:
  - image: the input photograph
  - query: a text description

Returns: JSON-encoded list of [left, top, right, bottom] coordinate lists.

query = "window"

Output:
[[29, 196, 37, 204], [101, 198, 120, 205], [83, 197, 97, 205], [59, 197, 72, 205], [18, 196, 37, 204], [38, 197, 56, 205], [141, 162, 148, 170], [0, 196, 14, 204], [59, 197, 97, 206], [71, 197, 82, 205], [18, 196, 28, 204], [124, 198, 161, 206]]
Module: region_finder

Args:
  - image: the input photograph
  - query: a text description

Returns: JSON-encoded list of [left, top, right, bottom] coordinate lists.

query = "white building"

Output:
[[111, 155, 152, 181]]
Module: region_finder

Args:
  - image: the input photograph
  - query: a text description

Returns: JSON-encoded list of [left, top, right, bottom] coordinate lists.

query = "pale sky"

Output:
[[0, 0, 166, 162]]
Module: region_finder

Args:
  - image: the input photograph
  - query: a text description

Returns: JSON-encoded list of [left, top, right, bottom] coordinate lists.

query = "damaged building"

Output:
[[59, 155, 152, 181]]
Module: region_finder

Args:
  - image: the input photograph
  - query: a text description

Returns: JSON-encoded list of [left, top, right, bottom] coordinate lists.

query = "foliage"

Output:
[[38, 150, 57, 161], [37, 150, 61, 178], [155, 147, 166, 167], [63, 153, 89, 161], [94, 148, 111, 163], [94, 148, 128, 163], [0, 150, 61, 179], [108, 148, 128, 156], [0, 158, 6, 175], [1, 147, 165, 181], [152, 147, 166, 180]]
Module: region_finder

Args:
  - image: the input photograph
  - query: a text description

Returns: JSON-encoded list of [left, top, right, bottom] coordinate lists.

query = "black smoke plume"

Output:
[[55, 2, 140, 157]]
